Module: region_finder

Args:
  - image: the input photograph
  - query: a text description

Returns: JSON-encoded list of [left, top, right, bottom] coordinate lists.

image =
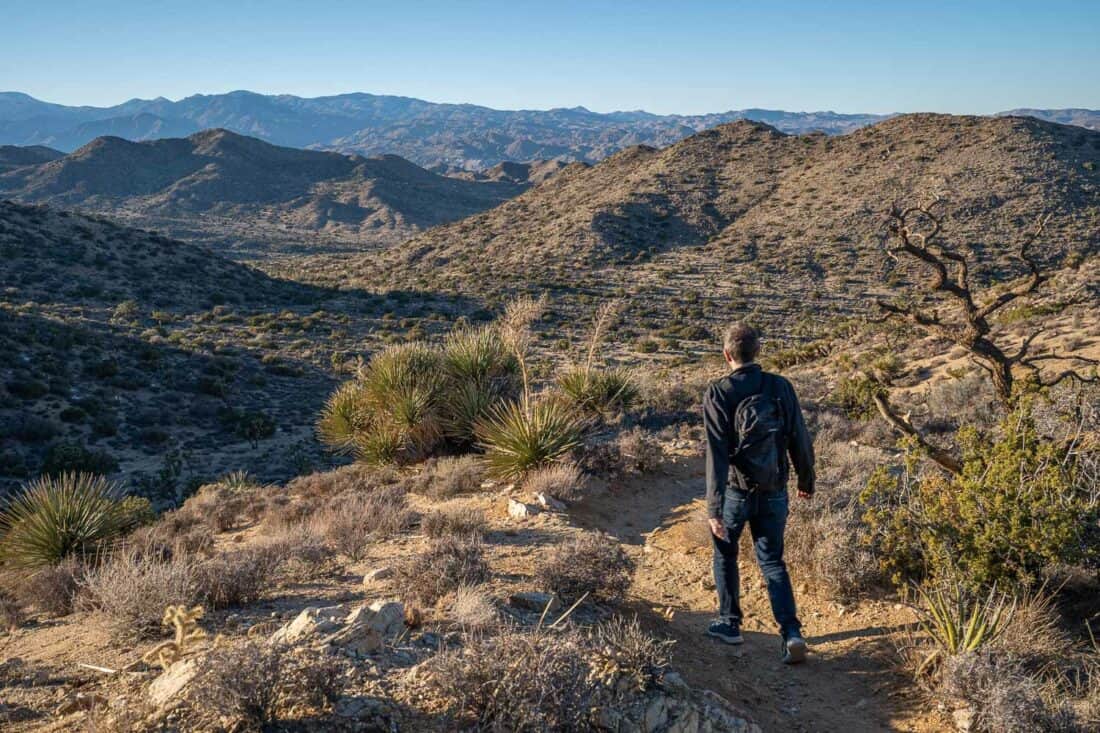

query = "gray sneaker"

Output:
[[706, 620, 744, 645], [782, 631, 808, 664]]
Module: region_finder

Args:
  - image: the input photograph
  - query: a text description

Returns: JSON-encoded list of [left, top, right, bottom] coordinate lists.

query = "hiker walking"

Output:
[[703, 323, 815, 664]]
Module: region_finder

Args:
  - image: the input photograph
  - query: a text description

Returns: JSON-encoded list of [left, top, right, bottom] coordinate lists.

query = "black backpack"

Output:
[[730, 373, 786, 492]]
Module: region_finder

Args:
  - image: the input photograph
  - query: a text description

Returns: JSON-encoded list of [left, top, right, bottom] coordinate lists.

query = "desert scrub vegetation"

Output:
[[555, 300, 638, 417], [860, 403, 1100, 591], [523, 461, 589, 503], [475, 398, 586, 479], [535, 531, 635, 602], [0, 472, 141, 569], [407, 617, 671, 731], [395, 536, 491, 607], [310, 484, 410, 561]]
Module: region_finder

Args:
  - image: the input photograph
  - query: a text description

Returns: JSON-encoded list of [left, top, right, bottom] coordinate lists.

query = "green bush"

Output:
[[556, 366, 638, 416], [475, 399, 586, 479], [861, 408, 1099, 590], [41, 441, 119, 476], [0, 473, 136, 569]]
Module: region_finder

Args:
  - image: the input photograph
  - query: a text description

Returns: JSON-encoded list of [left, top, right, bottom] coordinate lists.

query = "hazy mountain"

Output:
[[0, 144, 63, 172], [0, 90, 890, 169], [999, 108, 1100, 131], [344, 114, 1099, 331], [0, 128, 526, 251]]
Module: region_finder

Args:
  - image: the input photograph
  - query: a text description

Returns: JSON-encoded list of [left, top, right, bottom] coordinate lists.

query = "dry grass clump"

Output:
[[535, 532, 634, 602], [261, 524, 331, 582], [580, 428, 664, 478], [18, 556, 81, 616], [312, 485, 410, 561], [408, 617, 671, 731], [286, 463, 396, 500], [127, 509, 215, 560], [184, 641, 344, 730], [449, 585, 498, 632], [406, 455, 485, 499], [524, 462, 588, 503], [395, 537, 490, 607], [422, 504, 487, 540], [785, 500, 880, 601], [79, 550, 197, 639], [193, 547, 281, 608]]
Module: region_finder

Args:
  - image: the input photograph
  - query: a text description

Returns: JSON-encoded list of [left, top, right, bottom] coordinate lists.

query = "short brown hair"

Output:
[[723, 323, 760, 363]]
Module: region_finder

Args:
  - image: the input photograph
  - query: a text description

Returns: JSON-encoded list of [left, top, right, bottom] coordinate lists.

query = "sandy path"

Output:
[[574, 450, 947, 732]]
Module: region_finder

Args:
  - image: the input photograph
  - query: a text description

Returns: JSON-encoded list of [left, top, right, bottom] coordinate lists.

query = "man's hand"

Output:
[[708, 517, 729, 541], [797, 490, 812, 500]]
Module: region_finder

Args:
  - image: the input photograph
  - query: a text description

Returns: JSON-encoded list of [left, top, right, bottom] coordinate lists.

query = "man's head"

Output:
[[722, 322, 760, 367]]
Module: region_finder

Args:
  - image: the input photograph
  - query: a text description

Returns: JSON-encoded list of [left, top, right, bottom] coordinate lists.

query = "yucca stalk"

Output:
[[475, 400, 586, 479], [0, 472, 130, 569], [914, 581, 1015, 676]]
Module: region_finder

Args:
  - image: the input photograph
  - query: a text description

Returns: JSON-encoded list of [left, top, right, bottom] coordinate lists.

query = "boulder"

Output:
[[508, 498, 540, 519], [535, 492, 568, 512], [148, 658, 200, 708], [270, 606, 345, 645], [363, 567, 393, 585]]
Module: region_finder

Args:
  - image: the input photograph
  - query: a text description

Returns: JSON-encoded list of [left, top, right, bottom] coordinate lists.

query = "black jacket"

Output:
[[704, 363, 815, 519]]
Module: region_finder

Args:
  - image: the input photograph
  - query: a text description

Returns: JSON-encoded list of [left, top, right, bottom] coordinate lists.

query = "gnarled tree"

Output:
[[871, 199, 1098, 474]]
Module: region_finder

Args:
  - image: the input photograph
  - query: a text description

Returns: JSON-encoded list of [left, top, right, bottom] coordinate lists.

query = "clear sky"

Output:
[[3, 0, 1098, 114]]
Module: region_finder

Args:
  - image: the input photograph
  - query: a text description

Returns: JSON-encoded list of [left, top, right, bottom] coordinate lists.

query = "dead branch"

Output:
[[871, 392, 963, 475]]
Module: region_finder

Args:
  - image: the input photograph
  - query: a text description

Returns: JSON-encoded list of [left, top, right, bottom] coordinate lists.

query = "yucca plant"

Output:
[[556, 365, 638, 415], [475, 399, 587, 479], [440, 326, 519, 445], [317, 343, 446, 464], [0, 473, 133, 569], [914, 581, 1016, 676]]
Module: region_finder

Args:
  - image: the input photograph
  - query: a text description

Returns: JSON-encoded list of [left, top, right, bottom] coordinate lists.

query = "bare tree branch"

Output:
[[871, 392, 963, 475]]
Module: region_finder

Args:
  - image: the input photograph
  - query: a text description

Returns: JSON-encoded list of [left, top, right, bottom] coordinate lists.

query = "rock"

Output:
[[148, 658, 199, 708], [661, 671, 692, 696], [535, 492, 567, 512], [339, 600, 405, 634], [362, 566, 393, 585], [508, 498, 540, 519], [56, 692, 108, 716], [508, 591, 560, 613], [953, 707, 975, 731], [271, 605, 345, 645], [643, 694, 670, 732]]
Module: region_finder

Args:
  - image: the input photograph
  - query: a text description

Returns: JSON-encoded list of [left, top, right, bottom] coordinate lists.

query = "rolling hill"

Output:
[[0, 144, 63, 172], [334, 114, 1099, 345], [0, 129, 526, 252]]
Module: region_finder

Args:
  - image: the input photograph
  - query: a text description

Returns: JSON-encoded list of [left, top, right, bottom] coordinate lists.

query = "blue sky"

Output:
[[2, 1, 1098, 114]]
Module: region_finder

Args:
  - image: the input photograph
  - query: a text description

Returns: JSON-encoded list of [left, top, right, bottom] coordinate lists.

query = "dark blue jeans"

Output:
[[712, 488, 801, 637]]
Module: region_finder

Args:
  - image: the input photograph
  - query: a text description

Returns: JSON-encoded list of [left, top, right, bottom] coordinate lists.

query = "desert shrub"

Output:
[[396, 537, 490, 607], [476, 399, 586, 479], [126, 511, 215, 561], [524, 461, 588, 503], [286, 463, 394, 500], [535, 532, 634, 602], [449, 585, 498, 631], [861, 407, 1099, 590], [405, 455, 484, 499], [259, 524, 331, 583], [0, 473, 135, 569], [0, 590, 24, 632], [941, 651, 1079, 733], [556, 366, 638, 416], [615, 428, 664, 474], [422, 504, 487, 540], [589, 616, 673, 692], [440, 325, 520, 445], [185, 641, 344, 729], [312, 485, 410, 560], [18, 556, 82, 616], [79, 550, 197, 639], [193, 547, 281, 608], [41, 441, 119, 476], [826, 373, 885, 421], [913, 582, 1014, 676], [785, 500, 880, 601], [317, 342, 446, 464]]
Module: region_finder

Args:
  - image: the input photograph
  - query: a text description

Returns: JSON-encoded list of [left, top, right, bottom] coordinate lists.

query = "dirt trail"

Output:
[[574, 450, 947, 733]]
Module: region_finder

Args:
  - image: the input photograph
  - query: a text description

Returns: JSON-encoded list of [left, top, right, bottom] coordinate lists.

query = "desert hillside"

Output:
[[0, 130, 526, 253]]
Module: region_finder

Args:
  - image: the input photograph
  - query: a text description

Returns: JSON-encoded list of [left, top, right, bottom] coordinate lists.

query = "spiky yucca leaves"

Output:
[[915, 581, 1015, 676], [0, 473, 133, 569], [556, 365, 638, 416], [441, 326, 520, 445], [317, 343, 447, 465], [475, 399, 587, 479]]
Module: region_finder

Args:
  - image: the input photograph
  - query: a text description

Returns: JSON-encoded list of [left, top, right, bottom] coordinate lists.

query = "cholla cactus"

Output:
[[143, 605, 209, 669]]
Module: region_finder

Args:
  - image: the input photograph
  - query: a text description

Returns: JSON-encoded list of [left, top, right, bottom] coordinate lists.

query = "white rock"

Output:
[[508, 498, 540, 519], [271, 606, 344, 645], [535, 492, 567, 512], [362, 567, 393, 585], [345, 600, 406, 636], [148, 658, 199, 708]]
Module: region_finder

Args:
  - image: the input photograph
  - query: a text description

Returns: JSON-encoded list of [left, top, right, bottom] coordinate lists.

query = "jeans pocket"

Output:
[[723, 497, 747, 526]]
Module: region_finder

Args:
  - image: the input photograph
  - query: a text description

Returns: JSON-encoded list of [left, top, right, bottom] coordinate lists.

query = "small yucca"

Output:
[[440, 326, 520, 445], [0, 473, 132, 569], [914, 581, 1015, 676], [556, 366, 638, 415], [475, 400, 587, 479]]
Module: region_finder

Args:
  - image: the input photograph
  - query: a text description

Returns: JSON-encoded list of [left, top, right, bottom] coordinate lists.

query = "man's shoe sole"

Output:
[[782, 637, 808, 664], [706, 629, 744, 645]]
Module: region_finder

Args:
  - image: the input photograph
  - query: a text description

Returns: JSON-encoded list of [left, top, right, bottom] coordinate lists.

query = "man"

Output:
[[703, 322, 815, 664]]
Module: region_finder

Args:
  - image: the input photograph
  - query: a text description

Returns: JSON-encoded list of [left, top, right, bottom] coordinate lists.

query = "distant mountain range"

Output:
[[0, 91, 895, 170], [0, 129, 527, 251]]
